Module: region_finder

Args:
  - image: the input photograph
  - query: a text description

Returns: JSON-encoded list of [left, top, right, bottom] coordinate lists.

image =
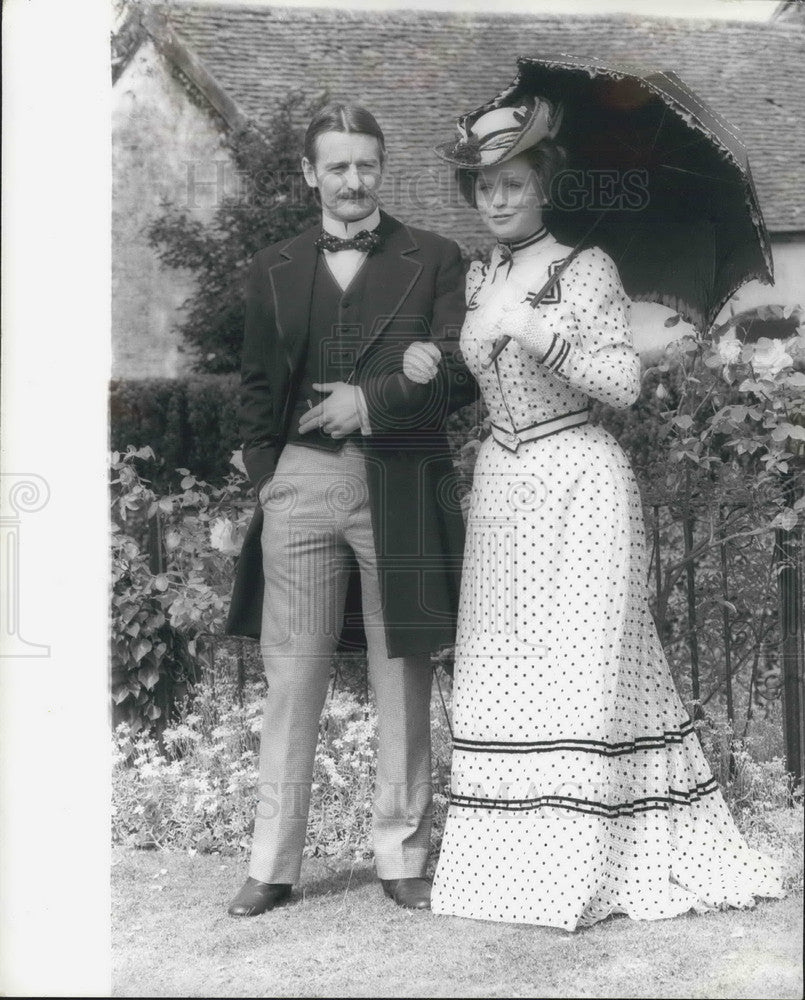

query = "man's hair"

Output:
[[304, 101, 386, 165], [456, 139, 567, 208]]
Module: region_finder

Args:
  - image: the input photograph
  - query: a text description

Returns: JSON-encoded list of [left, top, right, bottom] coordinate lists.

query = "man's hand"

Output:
[[298, 382, 362, 439], [403, 341, 442, 384]]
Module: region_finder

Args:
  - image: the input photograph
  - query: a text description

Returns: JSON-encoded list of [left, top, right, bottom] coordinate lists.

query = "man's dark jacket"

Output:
[[225, 210, 477, 658]]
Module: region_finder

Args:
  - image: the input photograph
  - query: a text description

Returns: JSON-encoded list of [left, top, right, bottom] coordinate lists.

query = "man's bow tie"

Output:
[[315, 230, 382, 254]]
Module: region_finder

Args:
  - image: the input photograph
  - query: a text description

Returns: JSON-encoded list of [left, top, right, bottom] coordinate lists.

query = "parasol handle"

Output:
[[481, 213, 606, 370]]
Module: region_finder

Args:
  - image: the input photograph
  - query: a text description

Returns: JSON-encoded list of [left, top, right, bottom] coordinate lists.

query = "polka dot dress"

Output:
[[430, 231, 785, 929]]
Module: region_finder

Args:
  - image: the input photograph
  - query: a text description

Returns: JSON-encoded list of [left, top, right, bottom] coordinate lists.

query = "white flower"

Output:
[[716, 335, 741, 366], [752, 338, 793, 379], [209, 518, 240, 556]]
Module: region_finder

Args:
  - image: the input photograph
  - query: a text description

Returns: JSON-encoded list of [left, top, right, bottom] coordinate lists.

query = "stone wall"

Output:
[[112, 38, 232, 377]]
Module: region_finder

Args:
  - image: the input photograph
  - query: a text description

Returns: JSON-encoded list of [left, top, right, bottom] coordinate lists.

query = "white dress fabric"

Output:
[[431, 229, 785, 929]]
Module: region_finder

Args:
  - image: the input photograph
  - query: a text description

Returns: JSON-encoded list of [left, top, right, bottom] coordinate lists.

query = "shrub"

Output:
[[146, 92, 322, 373], [109, 376, 240, 492], [110, 446, 252, 733]]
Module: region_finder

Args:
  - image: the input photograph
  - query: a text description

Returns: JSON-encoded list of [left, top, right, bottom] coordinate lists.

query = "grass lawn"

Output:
[[112, 846, 803, 998]]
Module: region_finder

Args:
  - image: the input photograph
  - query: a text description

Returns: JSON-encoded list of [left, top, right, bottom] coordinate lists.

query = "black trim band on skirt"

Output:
[[452, 722, 698, 758], [449, 777, 720, 818]]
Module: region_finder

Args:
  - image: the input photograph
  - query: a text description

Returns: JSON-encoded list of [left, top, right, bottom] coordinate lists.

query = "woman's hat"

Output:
[[435, 94, 564, 167]]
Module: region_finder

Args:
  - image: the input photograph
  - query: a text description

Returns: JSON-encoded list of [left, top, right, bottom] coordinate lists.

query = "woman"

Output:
[[405, 96, 784, 930]]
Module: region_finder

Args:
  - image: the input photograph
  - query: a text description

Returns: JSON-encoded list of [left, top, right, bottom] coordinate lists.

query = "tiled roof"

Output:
[[153, 3, 805, 242]]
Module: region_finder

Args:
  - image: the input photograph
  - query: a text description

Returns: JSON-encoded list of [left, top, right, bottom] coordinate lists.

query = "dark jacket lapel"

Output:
[[267, 222, 320, 370], [354, 211, 423, 364], [267, 212, 423, 371]]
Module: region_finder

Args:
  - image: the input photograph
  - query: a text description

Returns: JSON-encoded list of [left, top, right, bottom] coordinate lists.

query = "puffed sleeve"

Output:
[[504, 248, 641, 408], [465, 260, 488, 306]]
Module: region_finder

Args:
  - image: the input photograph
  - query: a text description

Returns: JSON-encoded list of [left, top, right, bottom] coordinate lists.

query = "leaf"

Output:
[[154, 574, 170, 592], [771, 509, 799, 532], [664, 314, 681, 328], [772, 423, 805, 442], [132, 638, 153, 663], [674, 415, 694, 430], [785, 371, 805, 388], [111, 685, 132, 705], [138, 664, 160, 690]]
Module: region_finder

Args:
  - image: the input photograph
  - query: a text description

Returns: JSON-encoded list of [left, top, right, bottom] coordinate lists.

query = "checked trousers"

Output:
[[248, 442, 433, 884]]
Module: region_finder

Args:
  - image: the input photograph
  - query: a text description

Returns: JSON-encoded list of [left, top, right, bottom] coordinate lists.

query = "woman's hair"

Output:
[[304, 102, 386, 165], [456, 139, 567, 208]]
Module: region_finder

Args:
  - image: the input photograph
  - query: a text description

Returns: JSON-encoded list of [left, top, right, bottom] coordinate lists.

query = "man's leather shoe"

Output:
[[227, 878, 292, 916], [380, 877, 431, 910]]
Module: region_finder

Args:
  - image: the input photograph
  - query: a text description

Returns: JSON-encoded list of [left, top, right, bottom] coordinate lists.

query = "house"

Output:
[[112, 2, 805, 376]]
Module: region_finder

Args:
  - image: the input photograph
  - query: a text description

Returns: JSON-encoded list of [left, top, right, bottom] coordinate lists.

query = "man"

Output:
[[225, 102, 474, 916]]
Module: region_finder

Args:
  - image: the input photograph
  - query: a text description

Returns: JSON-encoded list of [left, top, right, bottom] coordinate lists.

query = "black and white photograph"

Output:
[[1, 0, 803, 996]]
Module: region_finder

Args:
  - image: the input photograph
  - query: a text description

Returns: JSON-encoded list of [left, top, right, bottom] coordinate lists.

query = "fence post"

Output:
[[718, 509, 734, 725], [237, 637, 245, 706], [718, 507, 736, 779], [682, 472, 702, 719], [147, 508, 164, 575], [776, 472, 803, 787]]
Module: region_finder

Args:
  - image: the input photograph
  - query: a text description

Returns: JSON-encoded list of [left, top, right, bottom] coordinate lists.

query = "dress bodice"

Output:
[[460, 229, 641, 443]]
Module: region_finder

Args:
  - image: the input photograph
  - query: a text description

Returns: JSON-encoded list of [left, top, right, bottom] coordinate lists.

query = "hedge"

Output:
[[110, 375, 241, 490], [109, 361, 677, 491]]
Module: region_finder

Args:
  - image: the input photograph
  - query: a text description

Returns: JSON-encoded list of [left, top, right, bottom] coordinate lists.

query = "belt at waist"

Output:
[[490, 408, 590, 452]]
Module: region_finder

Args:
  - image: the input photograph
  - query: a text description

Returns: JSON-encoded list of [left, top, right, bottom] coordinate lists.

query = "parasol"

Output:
[[436, 54, 774, 335]]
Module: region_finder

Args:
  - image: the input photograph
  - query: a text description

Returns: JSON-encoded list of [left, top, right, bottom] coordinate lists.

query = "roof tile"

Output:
[[158, 3, 805, 239]]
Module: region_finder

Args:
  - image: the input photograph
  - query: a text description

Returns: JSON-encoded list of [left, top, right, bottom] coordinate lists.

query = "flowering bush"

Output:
[[110, 446, 252, 731], [112, 679, 454, 862]]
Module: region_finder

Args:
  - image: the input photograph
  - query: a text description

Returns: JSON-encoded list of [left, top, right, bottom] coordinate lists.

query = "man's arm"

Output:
[[240, 254, 280, 494], [357, 241, 477, 433]]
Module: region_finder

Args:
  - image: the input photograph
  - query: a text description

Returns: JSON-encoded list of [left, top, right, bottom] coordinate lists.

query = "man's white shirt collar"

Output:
[[321, 207, 381, 238]]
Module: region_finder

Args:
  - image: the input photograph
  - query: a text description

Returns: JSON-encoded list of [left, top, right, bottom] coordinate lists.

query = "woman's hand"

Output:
[[403, 341, 442, 383], [486, 297, 554, 361]]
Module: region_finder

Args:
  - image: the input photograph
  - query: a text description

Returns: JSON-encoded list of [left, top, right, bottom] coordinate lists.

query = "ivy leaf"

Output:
[[111, 685, 131, 705], [138, 664, 161, 690], [132, 638, 153, 663]]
